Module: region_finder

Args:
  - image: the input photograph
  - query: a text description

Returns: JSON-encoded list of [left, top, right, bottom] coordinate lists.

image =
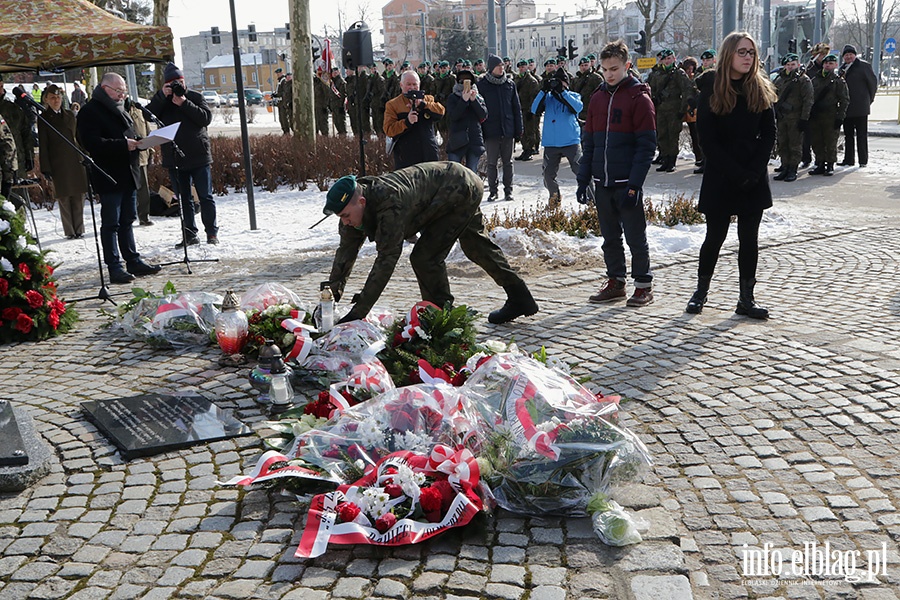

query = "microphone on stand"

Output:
[[11, 86, 45, 112], [131, 100, 164, 128]]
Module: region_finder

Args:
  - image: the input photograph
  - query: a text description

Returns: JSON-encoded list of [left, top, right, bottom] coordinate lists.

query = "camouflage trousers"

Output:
[[371, 105, 385, 137], [349, 103, 371, 137], [656, 110, 682, 156], [278, 104, 292, 134], [315, 109, 330, 136], [776, 117, 803, 166], [522, 113, 541, 153], [810, 114, 840, 163], [332, 109, 347, 135], [412, 171, 523, 306]]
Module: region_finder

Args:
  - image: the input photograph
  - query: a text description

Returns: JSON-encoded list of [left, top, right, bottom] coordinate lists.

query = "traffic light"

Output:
[[801, 39, 811, 53], [634, 30, 647, 56], [285, 22, 290, 41], [557, 47, 567, 60], [312, 44, 321, 61], [210, 26, 220, 45], [248, 24, 257, 43], [568, 39, 578, 60], [788, 38, 797, 53]]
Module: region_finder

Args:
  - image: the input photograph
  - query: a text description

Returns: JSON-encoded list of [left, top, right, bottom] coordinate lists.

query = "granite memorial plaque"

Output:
[[0, 399, 28, 466], [82, 393, 252, 460]]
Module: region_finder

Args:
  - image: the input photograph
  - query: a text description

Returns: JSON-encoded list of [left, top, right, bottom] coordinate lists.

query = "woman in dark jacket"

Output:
[[686, 32, 777, 319], [444, 70, 487, 172]]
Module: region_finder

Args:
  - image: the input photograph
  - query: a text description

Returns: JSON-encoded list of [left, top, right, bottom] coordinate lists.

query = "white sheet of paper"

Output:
[[137, 122, 180, 150]]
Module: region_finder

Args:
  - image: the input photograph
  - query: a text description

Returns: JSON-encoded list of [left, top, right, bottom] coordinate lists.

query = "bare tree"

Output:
[[671, 0, 714, 57], [153, 0, 170, 90], [835, 0, 900, 55], [636, 0, 690, 45]]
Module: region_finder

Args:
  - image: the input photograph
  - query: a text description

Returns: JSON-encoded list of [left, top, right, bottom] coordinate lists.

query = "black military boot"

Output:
[[783, 165, 798, 182], [735, 278, 769, 320], [664, 156, 676, 172], [655, 156, 672, 172], [652, 153, 664, 165], [773, 166, 789, 181], [809, 162, 826, 175], [686, 275, 712, 314], [488, 281, 539, 324], [824, 162, 834, 176], [774, 163, 785, 173]]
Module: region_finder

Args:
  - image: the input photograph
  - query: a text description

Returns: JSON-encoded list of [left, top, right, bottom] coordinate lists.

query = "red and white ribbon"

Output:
[[281, 318, 314, 361], [400, 301, 439, 342]]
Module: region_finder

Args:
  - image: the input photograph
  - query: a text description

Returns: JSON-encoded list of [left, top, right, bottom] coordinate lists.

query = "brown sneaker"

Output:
[[589, 279, 626, 303], [548, 193, 561, 209], [626, 287, 654, 307]]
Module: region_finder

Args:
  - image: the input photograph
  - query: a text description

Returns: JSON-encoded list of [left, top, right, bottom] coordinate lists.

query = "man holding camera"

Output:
[[383, 70, 444, 170], [531, 69, 583, 209], [147, 63, 218, 246]]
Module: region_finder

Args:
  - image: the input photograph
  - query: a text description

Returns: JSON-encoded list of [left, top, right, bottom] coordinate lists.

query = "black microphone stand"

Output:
[[140, 103, 218, 275], [18, 93, 128, 306]]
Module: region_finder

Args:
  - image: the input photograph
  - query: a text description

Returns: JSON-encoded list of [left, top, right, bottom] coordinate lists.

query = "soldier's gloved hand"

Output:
[[798, 119, 809, 133], [337, 307, 364, 324], [576, 180, 591, 204], [833, 119, 843, 130]]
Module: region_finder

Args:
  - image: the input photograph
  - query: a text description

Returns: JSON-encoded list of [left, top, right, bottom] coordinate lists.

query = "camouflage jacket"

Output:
[[651, 66, 695, 113], [432, 72, 457, 103], [313, 76, 331, 113], [0, 99, 32, 178], [369, 72, 386, 108], [0, 115, 17, 183], [329, 75, 347, 112], [420, 73, 436, 97], [382, 71, 401, 104], [773, 68, 814, 121], [515, 72, 541, 113], [810, 69, 850, 122], [328, 161, 480, 318], [570, 70, 604, 117]]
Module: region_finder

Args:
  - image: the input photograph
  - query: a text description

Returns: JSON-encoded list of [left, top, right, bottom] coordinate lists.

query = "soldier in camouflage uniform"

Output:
[[0, 114, 17, 200], [323, 161, 539, 324], [418, 63, 435, 97], [329, 67, 348, 135], [370, 65, 387, 136], [515, 59, 541, 161], [346, 66, 372, 137], [540, 58, 557, 84], [808, 54, 850, 176], [272, 69, 292, 135], [432, 61, 456, 143], [650, 49, 694, 172], [0, 84, 34, 179], [772, 53, 813, 182], [313, 71, 331, 136], [382, 59, 402, 106], [570, 56, 603, 120]]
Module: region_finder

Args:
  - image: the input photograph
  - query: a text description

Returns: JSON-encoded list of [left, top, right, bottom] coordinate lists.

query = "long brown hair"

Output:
[[710, 32, 777, 115]]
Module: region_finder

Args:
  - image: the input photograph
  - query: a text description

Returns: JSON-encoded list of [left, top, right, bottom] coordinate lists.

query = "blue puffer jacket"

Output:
[[578, 76, 657, 189], [476, 73, 523, 139], [530, 89, 583, 147]]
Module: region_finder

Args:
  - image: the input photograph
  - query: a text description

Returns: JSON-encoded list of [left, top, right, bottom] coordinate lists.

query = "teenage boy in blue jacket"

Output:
[[577, 40, 657, 308], [531, 69, 583, 209]]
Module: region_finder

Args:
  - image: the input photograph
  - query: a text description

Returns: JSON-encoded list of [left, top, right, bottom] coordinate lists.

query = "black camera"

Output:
[[169, 81, 187, 97], [404, 89, 425, 101], [549, 78, 562, 90]]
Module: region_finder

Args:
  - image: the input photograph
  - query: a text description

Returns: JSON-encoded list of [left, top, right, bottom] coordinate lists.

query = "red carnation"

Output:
[[336, 502, 361, 523], [18, 263, 31, 280], [0, 278, 7, 296], [451, 371, 468, 387], [15, 313, 33, 334], [322, 445, 342, 459], [432, 480, 456, 512], [25, 290, 44, 308], [419, 486, 442, 513], [43, 264, 54, 277], [50, 299, 66, 314], [384, 483, 404, 498], [375, 512, 397, 533], [48, 309, 60, 330], [317, 390, 330, 402], [408, 369, 422, 384], [2, 306, 22, 321], [392, 332, 404, 347]]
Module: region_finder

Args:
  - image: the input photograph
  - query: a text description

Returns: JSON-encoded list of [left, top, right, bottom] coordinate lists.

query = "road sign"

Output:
[[636, 57, 657, 69], [886, 38, 897, 54]]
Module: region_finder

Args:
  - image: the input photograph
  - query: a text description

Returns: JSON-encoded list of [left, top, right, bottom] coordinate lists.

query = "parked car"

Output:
[[225, 93, 239, 107], [201, 90, 223, 107], [244, 88, 264, 105]]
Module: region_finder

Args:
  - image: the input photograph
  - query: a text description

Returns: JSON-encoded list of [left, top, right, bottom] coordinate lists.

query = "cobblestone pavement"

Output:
[[2, 172, 900, 600]]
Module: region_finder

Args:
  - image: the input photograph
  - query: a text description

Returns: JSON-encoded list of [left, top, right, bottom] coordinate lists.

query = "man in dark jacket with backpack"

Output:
[[477, 54, 523, 202]]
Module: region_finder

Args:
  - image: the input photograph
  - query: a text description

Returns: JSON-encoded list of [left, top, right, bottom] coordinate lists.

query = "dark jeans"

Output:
[[687, 121, 703, 162], [483, 137, 514, 196], [594, 185, 652, 285], [168, 165, 217, 239], [541, 144, 581, 197], [447, 147, 484, 173], [842, 116, 869, 165], [698, 211, 763, 281], [99, 188, 140, 271]]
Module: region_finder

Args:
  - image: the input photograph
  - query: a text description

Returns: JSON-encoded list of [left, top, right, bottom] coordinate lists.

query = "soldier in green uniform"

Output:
[[418, 62, 435, 96], [370, 64, 387, 136], [540, 58, 557, 84], [650, 49, 694, 172], [432, 61, 456, 142], [772, 53, 813, 182], [323, 162, 539, 325], [0, 84, 34, 180], [515, 59, 541, 161], [808, 54, 850, 176], [346, 66, 372, 137], [473, 59, 486, 78], [382, 58, 401, 105], [697, 49, 716, 74], [272, 68, 292, 135], [313, 71, 331, 136], [570, 57, 603, 120], [0, 114, 17, 200], [329, 67, 348, 135]]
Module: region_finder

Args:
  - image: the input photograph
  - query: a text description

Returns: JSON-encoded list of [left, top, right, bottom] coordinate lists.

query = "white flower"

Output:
[[357, 487, 391, 518], [483, 339, 507, 353], [414, 325, 430, 340], [15, 236, 26, 250], [0, 256, 12, 272], [394, 430, 431, 453], [0, 219, 9, 235], [357, 420, 385, 448], [1, 200, 14, 213]]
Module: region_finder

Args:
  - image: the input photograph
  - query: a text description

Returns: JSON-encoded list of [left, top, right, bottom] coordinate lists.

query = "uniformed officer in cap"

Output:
[[323, 162, 539, 324], [808, 54, 849, 176], [272, 68, 292, 135], [649, 48, 694, 172], [570, 56, 603, 120], [515, 59, 541, 161], [772, 52, 813, 182], [698, 49, 716, 74]]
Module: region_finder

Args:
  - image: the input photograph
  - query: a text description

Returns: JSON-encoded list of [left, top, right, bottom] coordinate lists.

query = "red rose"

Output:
[[15, 313, 33, 334], [317, 390, 330, 402], [419, 486, 442, 513], [432, 480, 456, 512], [48, 309, 60, 330], [390, 409, 417, 433], [18, 263, 31, 280], [375, 512, 397, 533], [50, 299, 66, 314], [392, 332, 404, 347], [0, 278, 7, 296], [2, 307, 22, 321], [322, 445, 342, 459], [418, 406, 443, 433], [451, 371, 468, 387], [336, 502, 361, 523], [347, 444, 366, 461], [384, 483, 403, 498], [25, 290, 44, 308], [408, 369, 422, 384]]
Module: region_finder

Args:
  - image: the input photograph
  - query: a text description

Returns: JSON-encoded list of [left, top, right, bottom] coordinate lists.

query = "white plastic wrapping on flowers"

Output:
[[461, 352, 652, 516], [114, 291, 221, 349], [240, 282, 303, 311], [313, 320, 387, 356], [592, 500, 648, 546]]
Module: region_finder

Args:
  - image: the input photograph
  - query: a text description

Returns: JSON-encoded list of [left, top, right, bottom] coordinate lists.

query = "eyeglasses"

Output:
[[736, 48, 757, 58], [103, 84, 127, 96]]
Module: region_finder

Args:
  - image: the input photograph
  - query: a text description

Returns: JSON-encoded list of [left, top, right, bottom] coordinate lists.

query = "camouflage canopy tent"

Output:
[[0, 0, 173, 73]]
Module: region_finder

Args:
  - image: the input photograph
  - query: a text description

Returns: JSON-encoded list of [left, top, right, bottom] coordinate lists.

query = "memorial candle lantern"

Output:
[[215, 290, 249, 355], [249, 340, 280, 404], [268, 354, 295, 414]]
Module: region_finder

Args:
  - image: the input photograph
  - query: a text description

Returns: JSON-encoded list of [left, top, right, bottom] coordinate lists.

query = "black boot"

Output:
[[809, 162, 826, 175], [652, 153, 664, 165], [773, 166, 789, 181], [824, 162, 834, 176], [655, 156, 670, 172], [783, 166, 798, 182], [488, 281, 539, 324], [686, 276, 712, 314], [774, 164, 785, 173], [735, 278, 769, 319], [664, 155, 676, 172]]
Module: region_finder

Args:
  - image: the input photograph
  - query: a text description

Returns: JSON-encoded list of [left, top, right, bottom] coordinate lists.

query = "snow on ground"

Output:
[[27, 142, 899, 281]]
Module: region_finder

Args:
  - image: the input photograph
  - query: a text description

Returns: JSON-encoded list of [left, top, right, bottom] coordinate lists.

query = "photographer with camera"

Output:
[[383, 70, 445, 170], [531, 68, 583, 209], [147, 63, 218, 246]]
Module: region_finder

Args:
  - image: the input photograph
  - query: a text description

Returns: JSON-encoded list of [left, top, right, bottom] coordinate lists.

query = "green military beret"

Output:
[[474, 58, 484, 65], [462, 59, 472, 67], [587, 53, 596, 60], [275, 67, 283, 73], [503, 56, 511, 61], [516, 59, 527, 67], [578, 57, 589, 65], [544, 58, 557, 66], [700, 49, 716, 59], [782, 53, 800, 65], [527, 58, 535, 64], [439, 60, 450, 67], [418, 62, 429, 69], [659, 48, 674, 58], [823, 53, 839, 63], [401, 61, 410, 67], [323, 175, 358, 215], [382, 57, 393, 65]]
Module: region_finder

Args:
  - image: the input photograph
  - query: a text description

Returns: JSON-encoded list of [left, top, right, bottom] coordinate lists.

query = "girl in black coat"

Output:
[[445, 70, 488, 172], [687, 32, 777, 319]]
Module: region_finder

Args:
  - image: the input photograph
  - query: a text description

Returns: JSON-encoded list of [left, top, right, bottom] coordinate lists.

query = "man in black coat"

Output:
[[837, 45, 877, 167], [147, 63, 218, 246], [477, 54, 523, 202], [76, 73, 160, 284]]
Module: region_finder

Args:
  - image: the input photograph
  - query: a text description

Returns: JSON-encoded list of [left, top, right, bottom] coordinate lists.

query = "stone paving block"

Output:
[[281, 589, 328, 600], [332, 576, 374, 598], [271, 563, 306, 582], [617, 542, 687, 573], [529, 565, 566, 586], [492, 546, 526, 564], [631, 574, 693, 600], [300, 566, 341, 588], [373, 578, 411, 599], [446, 570, 488, 594], [213, 579, 259, 599]]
